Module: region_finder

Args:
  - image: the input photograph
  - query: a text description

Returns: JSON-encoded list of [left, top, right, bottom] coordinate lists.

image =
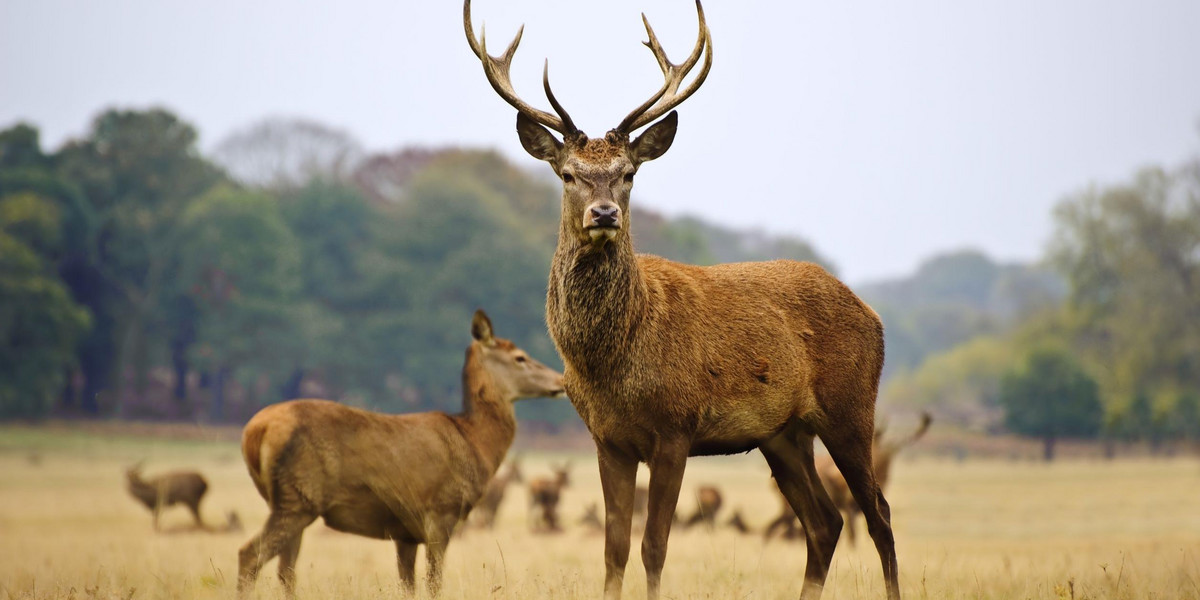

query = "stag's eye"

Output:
[[562, 173, 575, 184], [623, 173, 634, 183]]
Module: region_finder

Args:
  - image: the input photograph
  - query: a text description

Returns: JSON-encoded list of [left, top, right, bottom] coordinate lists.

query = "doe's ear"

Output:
[[630, 111, 678, 165], [471, 309, 495, 344], [516, 113, 563, 163]]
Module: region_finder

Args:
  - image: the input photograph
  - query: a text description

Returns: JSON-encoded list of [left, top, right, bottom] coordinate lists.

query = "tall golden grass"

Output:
[[2, 425, 1199, 599]]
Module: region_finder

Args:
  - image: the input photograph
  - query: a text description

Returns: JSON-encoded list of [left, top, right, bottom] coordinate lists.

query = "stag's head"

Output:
[[465, 0, 712, 248], [470, 309, 565, 400]]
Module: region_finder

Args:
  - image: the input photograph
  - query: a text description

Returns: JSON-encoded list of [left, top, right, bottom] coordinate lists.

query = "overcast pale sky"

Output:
[[3, 0, 1198, 284]]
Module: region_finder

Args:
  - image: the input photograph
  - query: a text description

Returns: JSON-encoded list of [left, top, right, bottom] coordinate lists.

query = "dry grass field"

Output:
[[3, 424, 1200, 600]]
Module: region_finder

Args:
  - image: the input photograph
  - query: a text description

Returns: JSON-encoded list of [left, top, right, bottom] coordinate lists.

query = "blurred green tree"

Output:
[[54, 109, 224, 414], [999, 346, 1102, 460], [0, 193, 91, 418], [1048, 165, 1200, 444], [172, 186, 302, 420]]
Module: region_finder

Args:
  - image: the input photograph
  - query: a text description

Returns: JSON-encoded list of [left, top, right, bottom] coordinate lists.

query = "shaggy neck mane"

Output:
[[457, 345, 516, 472], [548, 231, 647, 379]]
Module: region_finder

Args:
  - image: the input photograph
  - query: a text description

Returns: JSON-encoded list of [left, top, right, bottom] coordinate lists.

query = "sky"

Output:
[[2, 0, 1198, 284]]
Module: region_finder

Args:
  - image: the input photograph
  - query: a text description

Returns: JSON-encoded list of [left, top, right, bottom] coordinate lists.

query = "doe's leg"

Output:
[[277, 531, 304, 598], [425, 540, 448, 597], [395, 540, 418, 596], [236, 511, 315, 599]]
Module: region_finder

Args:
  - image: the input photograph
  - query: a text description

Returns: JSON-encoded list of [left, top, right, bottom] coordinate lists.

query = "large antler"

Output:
[[464, 0, 578, 136], [616, 0, 713, 134]]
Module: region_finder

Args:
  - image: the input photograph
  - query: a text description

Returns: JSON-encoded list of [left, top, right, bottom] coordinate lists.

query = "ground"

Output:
[[2, 424, 1199, 599]]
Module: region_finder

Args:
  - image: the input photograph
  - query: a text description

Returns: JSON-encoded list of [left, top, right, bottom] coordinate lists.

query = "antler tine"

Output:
[[464, 0, 578, 136], [617, 0, 713, 134], [543, 60, 578, 135]]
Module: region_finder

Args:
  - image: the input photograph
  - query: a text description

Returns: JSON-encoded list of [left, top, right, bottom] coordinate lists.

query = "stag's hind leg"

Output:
[[237, 510, 315, 599], [822, 426, 900, 600], [760, 430, 843, 600]]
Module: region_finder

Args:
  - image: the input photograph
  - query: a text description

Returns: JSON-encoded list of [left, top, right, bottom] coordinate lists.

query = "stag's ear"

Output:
[[630, 111, 678, 165], [516, 113, 563, 163], [472, 309, 495, 344]]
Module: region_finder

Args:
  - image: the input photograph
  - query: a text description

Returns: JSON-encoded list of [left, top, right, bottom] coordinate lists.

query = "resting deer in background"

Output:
[[680, 485, 723, 530], [236, 310, 564, 599], [125, 464, 209, 531], [765, 413, 932, 545], [528, 461, 571, 532], [470, 458, 523, 529], [466, 2, 900, 599]]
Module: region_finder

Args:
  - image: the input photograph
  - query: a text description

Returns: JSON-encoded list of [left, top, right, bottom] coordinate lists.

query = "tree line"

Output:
[[0, 109, 829, 424], [880, 155, 1200, 458]]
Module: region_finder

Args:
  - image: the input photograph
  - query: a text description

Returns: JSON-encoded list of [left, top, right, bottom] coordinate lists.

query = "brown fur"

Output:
[[680, 485, 723, 530], [528, 462, 571, 532], [235, 310, 563, 599], [469, 458, 523, 529], [125, 465, 209, 531]]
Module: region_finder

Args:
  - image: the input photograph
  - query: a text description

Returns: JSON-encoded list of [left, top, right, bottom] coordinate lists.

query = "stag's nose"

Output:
[[590, 205, 620, 227]]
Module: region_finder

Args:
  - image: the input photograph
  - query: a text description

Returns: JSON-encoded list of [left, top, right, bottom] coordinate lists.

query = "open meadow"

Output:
[[3, 425, 1200, 600]]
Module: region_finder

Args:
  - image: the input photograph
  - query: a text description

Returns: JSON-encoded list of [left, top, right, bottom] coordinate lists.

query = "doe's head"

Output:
[[470, 309, 565, 401]]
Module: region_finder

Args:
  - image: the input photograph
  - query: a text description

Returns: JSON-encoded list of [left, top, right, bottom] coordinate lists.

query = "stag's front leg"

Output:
[[597, 444, 638, 600], [642, 437, 688, 600]]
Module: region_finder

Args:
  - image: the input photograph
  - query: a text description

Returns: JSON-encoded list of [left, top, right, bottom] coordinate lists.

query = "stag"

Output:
[[125, 464, 209, 531], [766, 413, 932, 545], [470, 458, 523, 529], [236, 310, 563, 599], [466, 2, 900, 599], [528, 461, 571, 532]]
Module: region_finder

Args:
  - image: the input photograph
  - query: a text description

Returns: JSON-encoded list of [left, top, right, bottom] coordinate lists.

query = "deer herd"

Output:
[[120, 2, 932, 599]]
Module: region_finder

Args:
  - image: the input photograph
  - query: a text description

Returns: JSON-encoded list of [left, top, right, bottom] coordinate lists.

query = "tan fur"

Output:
[[125, 465, 209, 531], [235, 311, 563, 599]]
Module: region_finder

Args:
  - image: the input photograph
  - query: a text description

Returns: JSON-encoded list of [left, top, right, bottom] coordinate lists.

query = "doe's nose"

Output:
[[590, 205, 620, 227]]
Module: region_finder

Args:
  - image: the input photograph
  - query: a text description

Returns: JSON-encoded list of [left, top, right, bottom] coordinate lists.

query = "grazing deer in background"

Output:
[[680, 485, 723, 530], [125, 464, 209, 531], [470, 458, 523, 529], [236, 310, 564, 599], [726, 509, 751, 535], [766, 413, 932, 545], [466, 1, 900, 598], [528, 461, 571, 532]]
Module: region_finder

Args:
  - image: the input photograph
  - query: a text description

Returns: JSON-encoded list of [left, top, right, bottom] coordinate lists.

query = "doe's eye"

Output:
[[562, 173, 575, 184], [515, 355, 528, 363]]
